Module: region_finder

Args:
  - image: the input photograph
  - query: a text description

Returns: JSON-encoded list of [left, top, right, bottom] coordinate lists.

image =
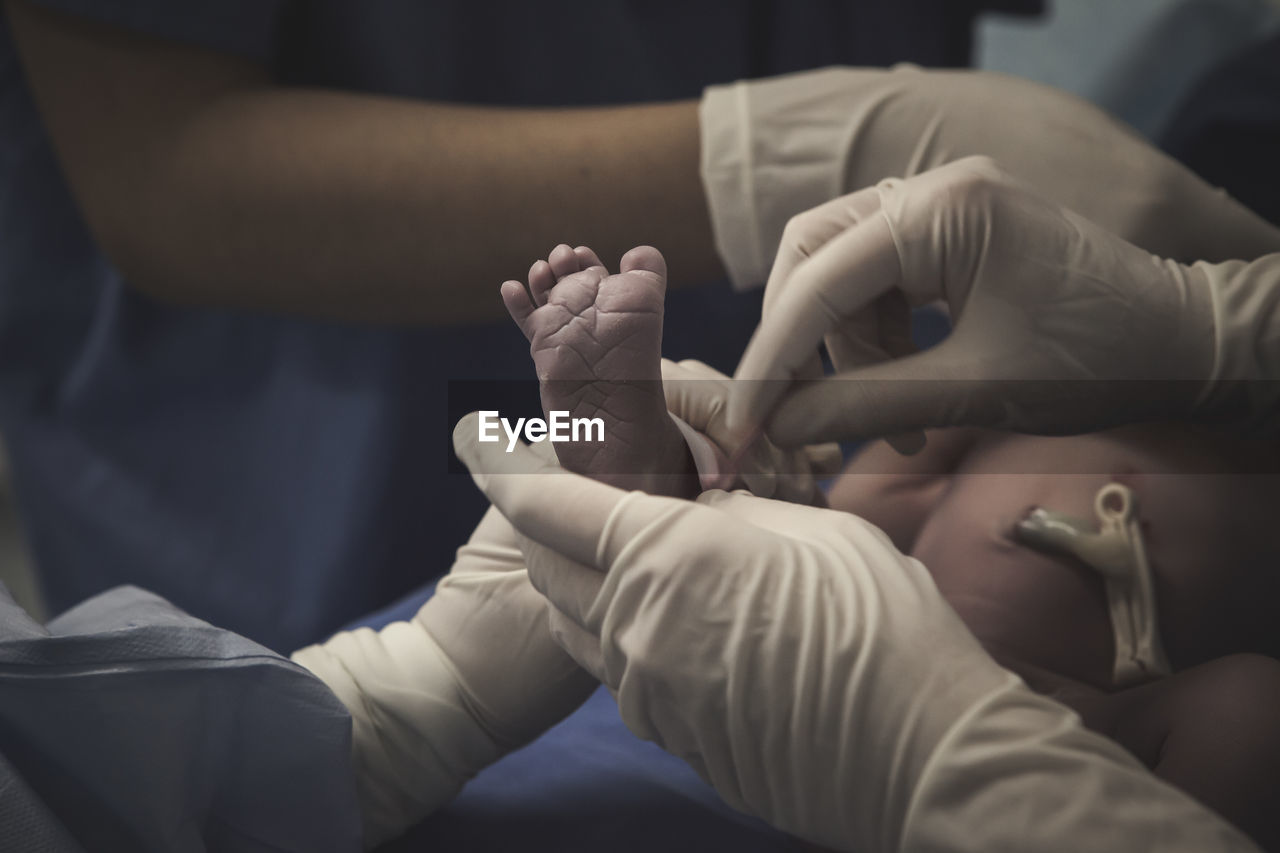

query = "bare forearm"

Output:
[[112, 92, 720, 323], [8, 1, 722, 324]]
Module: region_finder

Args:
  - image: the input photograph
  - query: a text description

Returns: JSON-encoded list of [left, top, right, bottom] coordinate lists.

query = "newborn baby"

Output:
[[828, 427, 1280, 848], [503, 244, 1280, 850]]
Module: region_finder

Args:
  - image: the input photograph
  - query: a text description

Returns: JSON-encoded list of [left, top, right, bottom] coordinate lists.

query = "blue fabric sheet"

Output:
[[0, 584, 361, 852], [0, 578, 798, 852]]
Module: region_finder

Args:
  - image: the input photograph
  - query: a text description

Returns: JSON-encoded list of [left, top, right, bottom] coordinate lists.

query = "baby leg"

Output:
[[1105, 654, 1280, 849], [502, 244, 698, 498]]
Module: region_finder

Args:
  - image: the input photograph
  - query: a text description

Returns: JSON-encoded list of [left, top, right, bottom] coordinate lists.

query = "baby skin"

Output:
[[829, 426, 1280, 849], [502, 244, 699, 499]]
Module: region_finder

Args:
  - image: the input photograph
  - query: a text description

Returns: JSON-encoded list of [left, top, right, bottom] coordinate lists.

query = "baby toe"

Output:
[[574, 245, 606, 271], [619, 245, 668, 285], [547, 243, 583, 281], [528, 259, 557, 306], [501, 280, 536, 332]]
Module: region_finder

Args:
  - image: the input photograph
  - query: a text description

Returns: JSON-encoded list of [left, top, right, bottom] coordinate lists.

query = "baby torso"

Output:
[[836, 426, 1280, 690]]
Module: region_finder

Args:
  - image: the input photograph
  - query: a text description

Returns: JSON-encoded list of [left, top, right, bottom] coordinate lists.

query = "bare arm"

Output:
[[6, 1, 724, 324]]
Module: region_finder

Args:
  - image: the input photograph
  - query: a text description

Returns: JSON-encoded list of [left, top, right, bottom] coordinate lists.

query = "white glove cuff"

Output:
[[702, 64, 1280, 294], [700, 79, 763, 290], [700, 68, 871, 291]]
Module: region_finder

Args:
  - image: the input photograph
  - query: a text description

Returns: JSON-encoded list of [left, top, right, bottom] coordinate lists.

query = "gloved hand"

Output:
[[699, 65, 1280, 289], [290, 365, 839, 846], [662, 357, 842, 503], [291, 493, 596, 848], [451, 412, 1257, 853], [727, 156, 1280, 448]]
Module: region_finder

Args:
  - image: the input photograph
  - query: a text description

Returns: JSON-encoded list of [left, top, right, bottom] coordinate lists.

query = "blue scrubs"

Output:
[[0, 1, 1003, 653]]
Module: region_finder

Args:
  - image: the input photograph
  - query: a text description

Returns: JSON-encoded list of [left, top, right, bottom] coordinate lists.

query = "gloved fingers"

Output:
[[761, 345, 985, 447], [520, 490, 732, 638], [516, 530, 606, 633], [761, 472, 825, 506], [451, 535, 526, 576], [729, 212, 901, 437], [823, 310, 890, 372], [876, 289, 918, 359], [824, 306, 928, 456], [779, 204, 906, 319], [748, 435, 843, 502], [741, 439, 833, 502], [824, 289, 916, 370], [464, 505, 524, 551], [454, 412, 706, 622], [760, 185, 887, 320], [804, 442, 845, 477], [740, 193, 890, 426], [661, 357, 725, 382], [546, 605, 606, 683], [661, 358, 731, 435], [724, 430, 837, 503], [452, 412, 623, 570], [793, 352, 826, 387], [660, 358, 818, 500], [737, 462, 781, 500]]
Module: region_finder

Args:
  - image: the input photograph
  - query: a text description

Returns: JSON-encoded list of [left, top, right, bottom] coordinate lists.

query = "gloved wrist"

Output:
[[290, 505, 596, 849], [699, 78, 755, 289], [700, 67, 870, 291], [292, 626, 503, 849], [701, 65, 1280, 296]]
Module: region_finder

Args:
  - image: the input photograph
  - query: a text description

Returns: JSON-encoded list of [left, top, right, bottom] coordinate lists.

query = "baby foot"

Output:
[[502, 244, 697, 498]]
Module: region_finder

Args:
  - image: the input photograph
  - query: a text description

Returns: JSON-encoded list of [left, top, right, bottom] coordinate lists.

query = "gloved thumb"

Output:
[[451, 412, 620, 569]]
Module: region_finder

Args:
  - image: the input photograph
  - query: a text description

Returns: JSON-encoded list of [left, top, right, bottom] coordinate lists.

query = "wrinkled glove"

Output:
[[451, 411, 1257, 853], [727, 156, 1280, 448], [291, 491, 596, 848], [699, 65, 1280, 289], [289, 364, 839, 845]]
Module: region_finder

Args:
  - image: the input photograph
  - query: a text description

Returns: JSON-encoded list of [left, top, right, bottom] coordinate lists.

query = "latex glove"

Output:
[[291, 494, 597, 848], [662, 357, 841, 503], [727, 156, 1280, 448], [450, 412, 1257, 853], [699, 65, 1280, 289]]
